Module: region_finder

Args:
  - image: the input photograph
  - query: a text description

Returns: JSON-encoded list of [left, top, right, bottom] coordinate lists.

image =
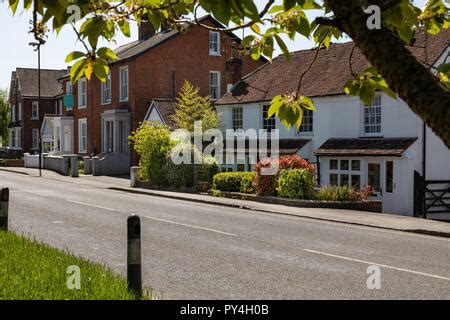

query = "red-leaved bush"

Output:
[[253, 155, 315, 196]]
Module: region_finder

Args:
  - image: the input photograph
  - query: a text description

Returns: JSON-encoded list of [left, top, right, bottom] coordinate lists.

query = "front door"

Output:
[[368, 161, 383, 199], [104, 121, 114, 153]]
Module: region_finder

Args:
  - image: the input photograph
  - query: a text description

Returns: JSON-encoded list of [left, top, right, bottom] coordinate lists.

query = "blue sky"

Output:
[[0, 0, 426, 90]]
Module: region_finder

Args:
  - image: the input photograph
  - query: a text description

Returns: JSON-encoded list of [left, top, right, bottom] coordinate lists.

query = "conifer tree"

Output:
[[172, 81, 220, 132]]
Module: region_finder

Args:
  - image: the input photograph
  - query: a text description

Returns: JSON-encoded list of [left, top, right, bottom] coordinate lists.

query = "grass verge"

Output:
[[0, 231, 143, 300]]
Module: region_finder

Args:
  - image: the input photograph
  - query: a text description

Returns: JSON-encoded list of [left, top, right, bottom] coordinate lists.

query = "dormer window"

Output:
[[209, 31, 220, 56]]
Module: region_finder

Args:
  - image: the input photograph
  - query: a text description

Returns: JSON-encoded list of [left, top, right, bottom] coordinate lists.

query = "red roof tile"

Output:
[[217, 29, 449, 105]]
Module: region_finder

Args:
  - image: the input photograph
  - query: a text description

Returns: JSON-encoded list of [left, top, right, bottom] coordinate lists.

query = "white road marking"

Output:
[[141, 215, 237, 237], [68, 198, 236, 237], [304, 249, 450, 281], [67, 200, 118, 212]]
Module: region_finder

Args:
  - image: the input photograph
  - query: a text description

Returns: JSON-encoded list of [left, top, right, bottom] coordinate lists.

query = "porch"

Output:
[[41, 115, 74, 155]]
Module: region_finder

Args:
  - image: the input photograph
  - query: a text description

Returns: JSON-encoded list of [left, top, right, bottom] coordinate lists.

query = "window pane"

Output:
[[232, 107, 243, 130], [330, 174, 339, 186], [352, 160, 361, 171], [351, 175, 361, 189], [263, 105, 275, 131], [298, 109, 313, 133], [386, 161, 394, 193], [368, 163, 381, 192], [330, 159, 338, 170], [340, 160, 349, 171], [340, 174, 350, 187]]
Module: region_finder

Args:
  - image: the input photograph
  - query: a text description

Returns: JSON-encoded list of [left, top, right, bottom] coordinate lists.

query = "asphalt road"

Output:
[[1, 170, 449, 299]]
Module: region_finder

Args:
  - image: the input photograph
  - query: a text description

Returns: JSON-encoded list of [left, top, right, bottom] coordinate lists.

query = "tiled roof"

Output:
[[315, 138, 418, 157], [112, 15, 257, 64], [15, 68, 66, 98], [150, 99, 178, 128], [217, 29, 450, 105], [114, 29, 180, 63]]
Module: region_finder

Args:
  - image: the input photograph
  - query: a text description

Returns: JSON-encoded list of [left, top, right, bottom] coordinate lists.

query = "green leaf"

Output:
[[70, 59, 87, 83], [118, 20, 131, 37], [97, 47, 118, 61], [65, 51, 86, 63], [93, 59, 110, 82]]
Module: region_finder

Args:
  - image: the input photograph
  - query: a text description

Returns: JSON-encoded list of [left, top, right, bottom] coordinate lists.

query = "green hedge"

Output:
[[277, 168, 316, 199], [213, 172, 256, 194]]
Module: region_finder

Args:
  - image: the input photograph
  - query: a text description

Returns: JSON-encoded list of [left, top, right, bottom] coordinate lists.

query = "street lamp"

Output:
[[29, 40, 45, 177]]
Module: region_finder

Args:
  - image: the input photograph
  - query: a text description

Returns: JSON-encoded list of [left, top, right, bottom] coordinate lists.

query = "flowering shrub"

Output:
[[253, 155, 315, 196], [277, 168, 316, 199], [315, 185, 374, 202]]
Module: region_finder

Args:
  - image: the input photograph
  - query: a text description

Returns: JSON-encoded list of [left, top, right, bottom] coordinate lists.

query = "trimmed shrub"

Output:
[[254, 155, 315, 196], [213, 172, 256, 194], [240, 173, 256, 194], [315, 185, 374, 202], [277, 168, 316, 199], [163, 156, 220, 189]]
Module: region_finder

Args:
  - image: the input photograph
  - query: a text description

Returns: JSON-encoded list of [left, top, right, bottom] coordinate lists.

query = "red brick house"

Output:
[[48, 15, 265, 174], [8, 68, 65, 155]]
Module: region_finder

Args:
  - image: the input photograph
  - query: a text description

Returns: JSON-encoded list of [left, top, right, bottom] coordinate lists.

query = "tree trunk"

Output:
[[326, 0, 450, 147]]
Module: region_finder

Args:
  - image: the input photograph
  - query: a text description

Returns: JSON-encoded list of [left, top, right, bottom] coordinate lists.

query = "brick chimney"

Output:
[[138, 20, 155, 41]]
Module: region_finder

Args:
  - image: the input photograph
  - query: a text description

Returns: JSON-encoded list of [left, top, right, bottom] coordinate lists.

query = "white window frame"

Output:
[[209, 71, 221, 101], [101, 72, 112, 105], [11, 104, 16, 122], [209, 31, 221, 56], [262, 105, 276, 132], [231, 106, 243, 131], [361, 95, 382, 137], [78, 78, 87, 108], [18, 102, 22, 121], [298, 109, 313, 134], [78, 118, 88, 154], [14, 127, 22, 149], [66, 82, 73, 94], [120, 66, 129, 102], [31, 101, 39, 120], [328, 158, 362, 189], [32, 128, 39, 150]]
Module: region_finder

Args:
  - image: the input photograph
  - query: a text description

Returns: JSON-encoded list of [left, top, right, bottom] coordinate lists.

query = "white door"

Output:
[[382, 160, 397, 213]]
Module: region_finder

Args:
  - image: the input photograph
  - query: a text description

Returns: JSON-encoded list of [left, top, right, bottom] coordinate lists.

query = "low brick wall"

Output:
[[218, 191, 382, 213], [0, 159, 24, 167]]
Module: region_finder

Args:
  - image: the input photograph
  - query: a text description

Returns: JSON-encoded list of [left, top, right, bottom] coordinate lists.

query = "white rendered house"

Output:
[[216, 29, 450, 219]]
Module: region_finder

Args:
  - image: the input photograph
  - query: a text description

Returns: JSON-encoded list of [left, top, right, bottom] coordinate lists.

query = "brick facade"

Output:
[[8, 69, 64, 155], [62, 19, 265, 165]]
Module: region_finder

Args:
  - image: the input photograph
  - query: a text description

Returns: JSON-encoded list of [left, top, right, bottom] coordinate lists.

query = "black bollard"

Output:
[[127, 215, 142, 298], [0, 188, 9, 231]]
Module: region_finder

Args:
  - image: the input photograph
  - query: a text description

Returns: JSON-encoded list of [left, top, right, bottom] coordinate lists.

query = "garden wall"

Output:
[[217, 191, 382, 213]]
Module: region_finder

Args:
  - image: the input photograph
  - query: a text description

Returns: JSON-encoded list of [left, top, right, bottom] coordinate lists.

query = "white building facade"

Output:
[[216, 32, 450, 218]]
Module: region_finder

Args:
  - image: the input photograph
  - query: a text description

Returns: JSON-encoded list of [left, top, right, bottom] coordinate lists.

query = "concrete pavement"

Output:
[[2, 166, 450, 238], [1, 169, 449, 299]]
